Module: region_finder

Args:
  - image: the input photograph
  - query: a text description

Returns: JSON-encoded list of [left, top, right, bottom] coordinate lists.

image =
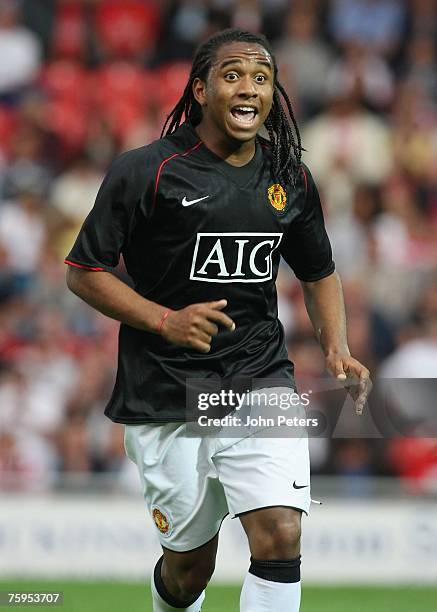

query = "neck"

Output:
[[194, 121, 256, 167]]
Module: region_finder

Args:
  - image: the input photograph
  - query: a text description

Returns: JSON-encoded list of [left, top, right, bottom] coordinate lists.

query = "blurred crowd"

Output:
[[0, 0, 436, 494]]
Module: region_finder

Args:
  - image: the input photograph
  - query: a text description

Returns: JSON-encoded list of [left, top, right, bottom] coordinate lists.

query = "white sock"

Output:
[[151, 570, 205, 611], [240, 572, 301, 612]]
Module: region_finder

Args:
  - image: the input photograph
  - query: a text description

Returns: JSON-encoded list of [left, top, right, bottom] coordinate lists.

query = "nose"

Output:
[[237, 74, 258, 98]]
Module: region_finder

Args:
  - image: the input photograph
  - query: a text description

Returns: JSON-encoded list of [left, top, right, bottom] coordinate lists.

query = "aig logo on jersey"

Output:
[[190, 233, 283, 283], [268, 183, 287, 211]]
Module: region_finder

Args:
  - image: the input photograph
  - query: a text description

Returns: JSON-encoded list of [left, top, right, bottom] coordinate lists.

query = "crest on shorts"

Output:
[[152, 506, 172, 536], [268, 183, 287, 211]]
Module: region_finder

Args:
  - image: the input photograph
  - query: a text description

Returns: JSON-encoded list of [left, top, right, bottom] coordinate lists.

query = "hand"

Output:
[[325, 353, 372, 416], [160, 299, 235, 353]]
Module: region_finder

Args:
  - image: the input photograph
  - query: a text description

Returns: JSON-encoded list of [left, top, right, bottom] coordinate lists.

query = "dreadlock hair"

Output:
[[161, 28, 302, 185]]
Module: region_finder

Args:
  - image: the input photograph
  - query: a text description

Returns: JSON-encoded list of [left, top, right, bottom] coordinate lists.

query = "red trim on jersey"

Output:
[[153, 141, 202, 209], [300, 166, 308, 196], [64, 259, 104, 271]]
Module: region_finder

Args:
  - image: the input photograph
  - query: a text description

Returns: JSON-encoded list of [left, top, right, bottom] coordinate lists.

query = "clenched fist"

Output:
[[160, 299, 235, 353]]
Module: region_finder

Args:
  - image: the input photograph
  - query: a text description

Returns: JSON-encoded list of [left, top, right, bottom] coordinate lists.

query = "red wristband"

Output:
[[157, 308, 173, 334]]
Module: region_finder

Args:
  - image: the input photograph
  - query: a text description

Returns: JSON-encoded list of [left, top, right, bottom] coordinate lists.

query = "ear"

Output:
[[192, 77, 207, 107]]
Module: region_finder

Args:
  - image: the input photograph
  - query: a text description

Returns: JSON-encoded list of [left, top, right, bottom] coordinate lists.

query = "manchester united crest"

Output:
[[268, 184, 287, 211], [152, 506, 172, 536]]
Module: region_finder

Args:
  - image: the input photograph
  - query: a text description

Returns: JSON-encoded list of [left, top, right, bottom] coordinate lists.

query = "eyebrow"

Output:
[[218, 57, 272, 70]]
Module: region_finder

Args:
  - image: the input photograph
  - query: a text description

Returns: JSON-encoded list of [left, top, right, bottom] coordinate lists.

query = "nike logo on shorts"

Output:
[[182, 195, 210, 207], [293, 481, 308, 489]]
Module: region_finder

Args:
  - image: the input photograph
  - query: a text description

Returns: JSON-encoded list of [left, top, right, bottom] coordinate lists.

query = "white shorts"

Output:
[[124, 389, 311, 552]]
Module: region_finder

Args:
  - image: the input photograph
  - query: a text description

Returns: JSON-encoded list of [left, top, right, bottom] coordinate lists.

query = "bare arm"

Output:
[[301, 271, 371, 414], [301, 271, 349, 357], [66, 267, 165, 331], [66, 267, 235, 353]]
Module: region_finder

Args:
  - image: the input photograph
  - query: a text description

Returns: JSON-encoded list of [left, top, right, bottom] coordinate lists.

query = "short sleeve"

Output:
[[281, 165, 335, 282], [65, 152, 140, 272]]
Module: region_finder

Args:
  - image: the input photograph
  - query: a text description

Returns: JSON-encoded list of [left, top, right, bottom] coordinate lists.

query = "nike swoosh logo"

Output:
[[182, 195, 210, 207], [293, 481, 309, 490]]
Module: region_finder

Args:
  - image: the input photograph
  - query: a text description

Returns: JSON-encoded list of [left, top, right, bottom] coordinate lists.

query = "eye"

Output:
[[255, 74, 267, 83], [225, 72, 239, 81]]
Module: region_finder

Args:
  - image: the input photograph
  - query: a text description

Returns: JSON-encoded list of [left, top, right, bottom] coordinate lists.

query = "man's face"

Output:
[[193, 42, 274, 143]]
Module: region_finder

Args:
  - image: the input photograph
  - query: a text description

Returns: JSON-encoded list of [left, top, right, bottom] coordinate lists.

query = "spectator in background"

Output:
[[0, 187, 47, 295], [2, 312, 80, 435], [391, 81, 437, 184], [50, 154, 104, 233], [328, 0, 405, 57], [331, 440, 374, 489], [325, 185, 378, 283], [0, 243, 18, 302], [0, 429, 57, 491], [0, 0, 42, 103], [381, 278, 437, 493], [406, 0, 436, 40], [402, 35, 437, 104], [389, 79, 437, 251], [380, 276, 437, 379], [1, 121, 52, 200], [0, 363, 59, 491], [326, 40, 394, 111], [18, 0, 54, 60], [232, 0, 261, 32], [93, 0, 161, 63], [49, 0, 89, 63], [275, 5, 333, 119], [302, 81, 393, 218], [367, 173, 436, 325], [155, 0, 210, 63]]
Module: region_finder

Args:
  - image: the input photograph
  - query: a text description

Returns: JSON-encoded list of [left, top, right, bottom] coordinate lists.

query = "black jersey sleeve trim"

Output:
[[294, 263, 336, 283], [152, 141, 202, 211]]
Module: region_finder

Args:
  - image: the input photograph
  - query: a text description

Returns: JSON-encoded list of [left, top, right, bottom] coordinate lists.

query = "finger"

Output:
[[356, 402, 364, 416], [359, 369, 371, 388], [356, 377, 372, 415], [355, 393, 367, 415], [357, 376, 372, 403], [199, 321, 219, 336], [343, 359, 368, 380], [334, 361, 347, 380], [197, 331, 213, 345], [207, 299, 228, 310], [206, 309, 236, 331], [191, 339, 212, 353]]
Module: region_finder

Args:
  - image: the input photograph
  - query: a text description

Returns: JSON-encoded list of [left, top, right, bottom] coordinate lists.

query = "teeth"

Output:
[[230, 106, 257, 125], [233, 114, 255, 124]]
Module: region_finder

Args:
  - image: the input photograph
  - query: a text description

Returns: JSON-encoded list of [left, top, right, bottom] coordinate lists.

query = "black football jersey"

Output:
[[65, 122, 335, 423]]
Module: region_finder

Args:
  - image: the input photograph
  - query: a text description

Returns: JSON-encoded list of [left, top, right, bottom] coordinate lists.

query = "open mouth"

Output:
[[230, 106, 258, 126]]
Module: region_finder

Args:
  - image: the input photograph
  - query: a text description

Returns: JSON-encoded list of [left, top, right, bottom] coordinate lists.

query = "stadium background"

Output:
[[0, 0, 436, 610]]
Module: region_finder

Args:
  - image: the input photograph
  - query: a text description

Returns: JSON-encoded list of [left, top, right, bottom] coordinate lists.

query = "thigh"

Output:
[[214, 431, 311, 518], [124, 423, 229, 552]]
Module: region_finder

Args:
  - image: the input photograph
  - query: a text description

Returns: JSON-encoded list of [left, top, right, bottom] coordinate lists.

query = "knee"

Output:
[[173, 561, 215, 597], [250, 515, 301, 559]]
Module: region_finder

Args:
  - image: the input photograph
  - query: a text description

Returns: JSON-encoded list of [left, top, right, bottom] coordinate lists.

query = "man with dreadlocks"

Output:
[[66, 28, 370, 612]]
